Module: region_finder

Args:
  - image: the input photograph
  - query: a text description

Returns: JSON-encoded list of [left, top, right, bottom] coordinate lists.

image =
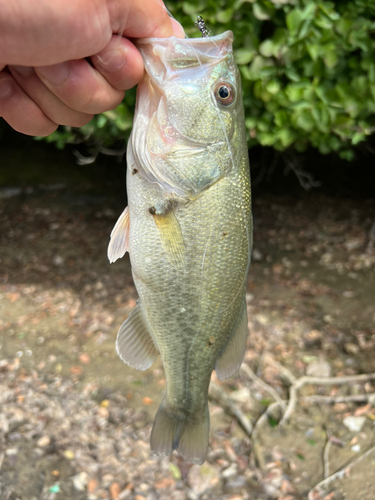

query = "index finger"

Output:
[[110, 0, 183, 39]]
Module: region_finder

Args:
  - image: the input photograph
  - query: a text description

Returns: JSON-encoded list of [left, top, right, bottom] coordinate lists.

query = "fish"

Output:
[[108, 29, 252, 465]]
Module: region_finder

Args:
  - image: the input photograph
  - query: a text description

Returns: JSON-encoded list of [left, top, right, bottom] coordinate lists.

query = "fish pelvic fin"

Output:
[[150, 398, 209, 465], [215, 298, 248, 380], [116, 302, 159, 371], [151, 209, 186, 271], [108, 206, 130, 263]]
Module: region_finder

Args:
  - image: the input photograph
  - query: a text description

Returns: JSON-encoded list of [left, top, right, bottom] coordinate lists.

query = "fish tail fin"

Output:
[[150, 397, 209, 465]]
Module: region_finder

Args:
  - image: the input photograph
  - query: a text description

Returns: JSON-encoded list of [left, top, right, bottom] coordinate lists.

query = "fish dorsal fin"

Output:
[[152, 209, 186, 271], [215, 299, 248, 380], [108, 206, 130, 263], [116, 302, 159, 371]]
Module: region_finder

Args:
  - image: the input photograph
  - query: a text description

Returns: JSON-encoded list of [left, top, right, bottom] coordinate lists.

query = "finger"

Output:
[[35, 59, 125, 115], [108, 0, 181, 39], [1, 0, 184, 67], [9, 66, 94, 127], [0, 72, 57, 136], [91, 35, 144, 91]]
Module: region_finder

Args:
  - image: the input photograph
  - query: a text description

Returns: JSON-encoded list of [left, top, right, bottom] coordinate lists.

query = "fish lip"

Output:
[[136, 30, 233, 46]]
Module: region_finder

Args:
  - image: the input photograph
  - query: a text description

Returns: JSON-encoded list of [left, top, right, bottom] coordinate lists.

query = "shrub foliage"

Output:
[[44, 0, 375, 160]]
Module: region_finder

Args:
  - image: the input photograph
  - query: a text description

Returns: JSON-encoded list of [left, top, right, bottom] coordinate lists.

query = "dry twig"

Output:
[[307, 444, 375, 499], [280, 372, 375, 425], [209, 382, 253, 436], [302, 393, 375, 405], [323, 433, 332, 479], [240, 363, 286, 411]]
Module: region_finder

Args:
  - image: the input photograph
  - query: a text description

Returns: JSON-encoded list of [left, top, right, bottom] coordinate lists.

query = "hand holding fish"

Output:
[[0, 0, 183, 136]]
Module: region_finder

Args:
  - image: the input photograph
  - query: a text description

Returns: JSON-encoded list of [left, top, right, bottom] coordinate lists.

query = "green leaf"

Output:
[[306, 44, 320, 61], [285, 67, 301, 82], [323, 47, 338, 69], [259, 40, 274, 57], [169, 463, 182, 480], [301, 3, 316, 20], [216, 8, 233, 23], [234, 48, 256, 65], [266, 80, 281, 94], [286, 10, 302, 34], [253, 2, 272, 20], [268, 415, 279, 428], [97, 115, 108, 128], [352, 132, 365, 145], [182, 2, 198, 16]]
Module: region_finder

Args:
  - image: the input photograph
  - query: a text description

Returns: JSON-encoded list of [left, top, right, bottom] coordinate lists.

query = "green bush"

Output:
[[44, 0, 375, 160]]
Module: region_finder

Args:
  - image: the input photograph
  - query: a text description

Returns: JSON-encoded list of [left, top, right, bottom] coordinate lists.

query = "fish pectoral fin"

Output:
[[116, 302, 159, 371], [215, 299, 248, 380], [152, 209, 186, 271], [107, 206, 130, 263], [150, 397, 209, 465]]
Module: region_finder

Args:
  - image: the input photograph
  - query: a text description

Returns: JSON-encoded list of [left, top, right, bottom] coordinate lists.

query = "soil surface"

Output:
[[0, 138, 375, 500]]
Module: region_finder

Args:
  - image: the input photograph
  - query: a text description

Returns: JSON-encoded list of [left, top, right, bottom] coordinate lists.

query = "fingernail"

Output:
[[12, 65, 33, 76], [95, 50, 125, 72], [37, 62, 70, 85], [0, 78, 12, 98]]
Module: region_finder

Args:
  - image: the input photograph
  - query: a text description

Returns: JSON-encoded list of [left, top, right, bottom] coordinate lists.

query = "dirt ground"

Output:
[[0, 145, 375, 500]]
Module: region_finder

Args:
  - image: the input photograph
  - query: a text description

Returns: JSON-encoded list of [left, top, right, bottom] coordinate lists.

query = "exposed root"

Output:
[[307, 444, 375, 499]]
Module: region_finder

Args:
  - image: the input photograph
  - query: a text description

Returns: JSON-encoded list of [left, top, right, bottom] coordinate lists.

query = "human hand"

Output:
[[0, 0, 183, 136]]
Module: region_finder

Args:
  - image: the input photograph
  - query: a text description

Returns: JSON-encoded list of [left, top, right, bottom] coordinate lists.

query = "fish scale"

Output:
[[108, 29, 252, 464]]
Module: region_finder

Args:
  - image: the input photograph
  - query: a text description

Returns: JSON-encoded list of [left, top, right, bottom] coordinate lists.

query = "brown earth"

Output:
[[0, 168, 374, 500]]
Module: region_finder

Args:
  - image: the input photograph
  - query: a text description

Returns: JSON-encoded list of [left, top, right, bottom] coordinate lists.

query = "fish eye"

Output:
[[214, 82, 235, 106]]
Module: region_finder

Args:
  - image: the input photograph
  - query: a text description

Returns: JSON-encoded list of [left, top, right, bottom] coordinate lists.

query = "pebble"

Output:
[[110, 482, 121, 499], [252, 248, 263, 261], [221, 463, 238, 479], [229, 387, 251, 404], [188, 464, 220, 495], [72, 471, 88, 491], [224, 475, 247, 493], [306, 359, 331, 378], [36, 435, 50, 447], [343, 416, 366, 432]]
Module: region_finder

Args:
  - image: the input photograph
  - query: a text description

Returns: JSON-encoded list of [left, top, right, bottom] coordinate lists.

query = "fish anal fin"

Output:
[[151, 398, 209, 465], [152, 209, 186, 271], [116, 302, 159, 371], [215, 299, 248, 380], [108, 206, 130, 263]]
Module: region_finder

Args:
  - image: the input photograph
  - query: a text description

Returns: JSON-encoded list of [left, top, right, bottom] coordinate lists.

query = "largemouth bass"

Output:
[[108, 30, 252, 464]]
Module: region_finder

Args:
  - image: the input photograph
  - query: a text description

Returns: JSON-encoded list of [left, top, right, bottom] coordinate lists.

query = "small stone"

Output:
[[87, 479, 99, 493], [53, 255, 64, 266], [221, 463, 238, 479], [343, 416, 366, 432], [142, 397, 153, 405], [306, 359, 331, 378], [79, 353, 91, 364], [98, 407, 109, 418], [344, 343, 359, 354], [154, 478, 175, 489], [351, 444, 361, 452], [229, 387, 251, 404], [110, 482, 121, 499], [5, 448, 18, 456], [252, 248, 263, 261], [37, 436, 50, 448], [72, 472, 88, 491], [188, 464, 220, 495], [118, 490, 132, 500], [224, 475, 247, 493], [63, 450, 75, 460]]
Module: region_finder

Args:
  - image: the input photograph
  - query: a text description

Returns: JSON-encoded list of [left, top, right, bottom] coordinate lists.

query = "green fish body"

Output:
[[108, 31, 252, 464]]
